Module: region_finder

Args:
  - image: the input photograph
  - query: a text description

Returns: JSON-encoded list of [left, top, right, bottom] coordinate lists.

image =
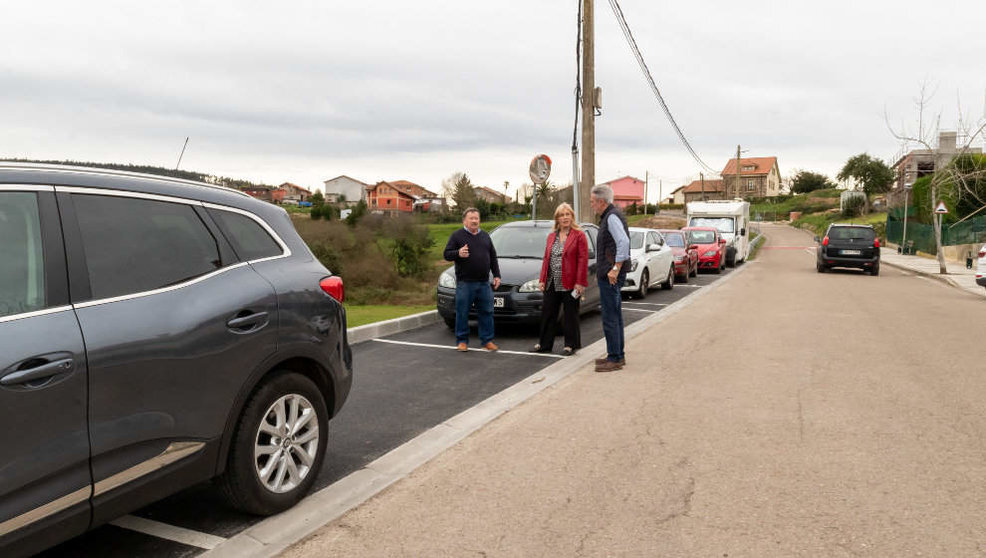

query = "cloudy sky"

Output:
[[3, 1, 985, 201]]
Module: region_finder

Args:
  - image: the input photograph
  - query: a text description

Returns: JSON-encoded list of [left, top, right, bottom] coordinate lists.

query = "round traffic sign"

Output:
[[529, 154, 552, 184]]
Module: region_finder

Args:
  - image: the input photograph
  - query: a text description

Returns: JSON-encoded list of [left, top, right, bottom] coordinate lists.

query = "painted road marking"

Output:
[[110, 515, 226, 550], [622, 307, 657, 313], [373, 338, 565, 358], [623, 301, 669, 307], [763, 246, 815, 249]]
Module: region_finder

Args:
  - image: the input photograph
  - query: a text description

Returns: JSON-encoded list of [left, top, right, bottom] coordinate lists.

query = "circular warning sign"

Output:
[[529, 154, 552, 184]]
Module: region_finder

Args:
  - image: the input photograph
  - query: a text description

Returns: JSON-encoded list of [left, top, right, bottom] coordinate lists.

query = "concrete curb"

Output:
[[879, 258, 961, 288], [347, 310, 441, 345], [202, 264, 753, 558]]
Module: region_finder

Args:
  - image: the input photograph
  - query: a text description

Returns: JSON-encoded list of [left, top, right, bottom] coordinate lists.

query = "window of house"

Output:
[[747, 179, 754, 191], [209, 208, 284, 262], [0, 192, 45, 318], [73, 195, 223, 300]]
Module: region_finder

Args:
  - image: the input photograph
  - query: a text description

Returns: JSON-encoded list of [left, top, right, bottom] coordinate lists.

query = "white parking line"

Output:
[[372, 338, 564, 358], [622, 302, 669, 307], [110, 515, 226, 550], [622, 307, 657, 313], [675, 284, 704, 288]]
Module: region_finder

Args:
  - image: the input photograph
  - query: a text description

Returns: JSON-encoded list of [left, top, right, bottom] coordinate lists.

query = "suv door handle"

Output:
[[1, 357, 74, 386], [226, 311, 270, 331]]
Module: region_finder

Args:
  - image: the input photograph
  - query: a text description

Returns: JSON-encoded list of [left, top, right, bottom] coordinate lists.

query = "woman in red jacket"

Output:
[[531, 202, 588, 356]]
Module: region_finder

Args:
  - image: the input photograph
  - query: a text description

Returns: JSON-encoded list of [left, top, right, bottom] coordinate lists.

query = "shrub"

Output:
[[841, 195, 865, 218], [310, 205, 322, 220]]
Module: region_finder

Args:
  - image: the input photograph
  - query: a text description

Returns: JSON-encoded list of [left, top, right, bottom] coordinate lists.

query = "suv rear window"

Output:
[[829, 226, 875, 241], [0, 192, 45, 318], [208, 209, 284, 261]]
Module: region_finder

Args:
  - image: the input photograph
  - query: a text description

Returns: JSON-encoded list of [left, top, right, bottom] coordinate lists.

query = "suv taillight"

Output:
[[320, 276, 344, 302], [822, 236, 829, 246], [873, 238, 880, 248], [979, 249, 986, 259]]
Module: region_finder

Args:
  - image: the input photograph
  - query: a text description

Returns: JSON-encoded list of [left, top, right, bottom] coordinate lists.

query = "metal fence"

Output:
[[886, 210, 986, 254]]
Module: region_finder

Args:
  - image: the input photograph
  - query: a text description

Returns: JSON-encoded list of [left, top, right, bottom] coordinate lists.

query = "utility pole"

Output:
[[578, 0, 595, 223], [644, 171, 648, 215], [700, 172, 706, 201], [734, 144, 741, 199]]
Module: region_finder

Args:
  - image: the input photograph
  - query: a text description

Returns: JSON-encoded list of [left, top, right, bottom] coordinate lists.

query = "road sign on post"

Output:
[[529, 154, 551, 220], [935, 201, 949, 214]]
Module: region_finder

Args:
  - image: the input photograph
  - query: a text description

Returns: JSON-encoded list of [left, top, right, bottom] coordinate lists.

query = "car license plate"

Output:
[[493, 296, 504, 308], [842, 249, 862, 256]]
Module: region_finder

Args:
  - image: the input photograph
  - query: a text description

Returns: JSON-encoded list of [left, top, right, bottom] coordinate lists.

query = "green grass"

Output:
[[426, 220, 512, 261], [345, 304, 434, 327], [793, 211, 887, 237]]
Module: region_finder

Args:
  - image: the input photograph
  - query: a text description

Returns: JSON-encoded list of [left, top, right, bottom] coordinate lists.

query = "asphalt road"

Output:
[[38, 267, 735, 557], [283, 223, 986, 557]]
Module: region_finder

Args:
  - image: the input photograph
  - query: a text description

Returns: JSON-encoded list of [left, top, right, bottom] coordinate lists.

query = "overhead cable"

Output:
[[606, 0, 718, 174]]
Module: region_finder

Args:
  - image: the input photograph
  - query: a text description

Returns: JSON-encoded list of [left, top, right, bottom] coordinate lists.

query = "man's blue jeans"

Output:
[[597, 277, 625, 362], [455, 280, 495, 345]]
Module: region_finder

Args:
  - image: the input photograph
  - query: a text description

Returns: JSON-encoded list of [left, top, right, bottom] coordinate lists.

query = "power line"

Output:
[[605, 0, 717, 174]]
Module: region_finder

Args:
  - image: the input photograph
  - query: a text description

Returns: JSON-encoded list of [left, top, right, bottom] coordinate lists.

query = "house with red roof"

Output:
[[599, 176, 645, 209], [366, 181, 415, 213], [720, 157, 781, 199], [679, 178, 727, 203]]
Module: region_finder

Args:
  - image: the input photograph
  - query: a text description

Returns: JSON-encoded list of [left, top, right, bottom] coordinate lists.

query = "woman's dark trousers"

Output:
[[538, 288, 581, 351]]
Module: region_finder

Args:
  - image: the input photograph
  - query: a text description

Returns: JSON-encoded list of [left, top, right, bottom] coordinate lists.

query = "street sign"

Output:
[[529, 154, 551, 185], [934, 201, 948, 214]]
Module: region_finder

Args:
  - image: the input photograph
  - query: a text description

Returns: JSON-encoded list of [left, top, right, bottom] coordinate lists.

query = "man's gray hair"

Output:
[[462, 207, 480, 219], [590, 184, 613, 203]]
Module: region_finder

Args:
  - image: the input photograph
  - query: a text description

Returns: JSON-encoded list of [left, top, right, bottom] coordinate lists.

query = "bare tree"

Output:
[[886, 85, 986, 273]]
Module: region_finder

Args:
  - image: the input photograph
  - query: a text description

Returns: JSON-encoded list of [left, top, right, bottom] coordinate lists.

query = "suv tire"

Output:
[[871, 263, 880, 276], [637, 269, 649, 298], [661, 265, 674, 290], [219, 371, 328, 515], [816, 263, 826, 273]]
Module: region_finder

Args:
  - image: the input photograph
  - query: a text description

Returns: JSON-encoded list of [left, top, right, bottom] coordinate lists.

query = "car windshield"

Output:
[[689, 217, 734, 233], [630, 231, 645, 250], [489, 225, 552, 258], [688, 230, 716, 244], [663, 233, 685, 247], [829, 227, 875, 241]]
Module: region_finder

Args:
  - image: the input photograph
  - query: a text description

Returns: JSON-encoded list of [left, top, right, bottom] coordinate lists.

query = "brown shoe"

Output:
[[594, 357, 626, 366], [483, 342, 499, 352], [595, 360, 624, 373], [456, 342, 468, 352]]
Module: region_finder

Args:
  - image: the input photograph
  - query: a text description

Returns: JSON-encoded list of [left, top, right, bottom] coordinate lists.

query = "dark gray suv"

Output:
[[0, 164, 352, 556]]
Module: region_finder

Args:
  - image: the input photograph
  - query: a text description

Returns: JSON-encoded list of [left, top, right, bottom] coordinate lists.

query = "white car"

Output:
[[621, 227, 676, 298], [977, 244, 986, 289]]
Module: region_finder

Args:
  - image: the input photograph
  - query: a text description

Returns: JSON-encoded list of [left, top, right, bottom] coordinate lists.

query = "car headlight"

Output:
[[704, 250, 718, 257], [439, 271, 456, 289], [629, 259, 638, 272], [518, 279, 540, 292]]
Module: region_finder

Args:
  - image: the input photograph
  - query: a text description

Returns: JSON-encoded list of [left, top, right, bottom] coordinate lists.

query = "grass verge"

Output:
[[345, 304, 435, 328]]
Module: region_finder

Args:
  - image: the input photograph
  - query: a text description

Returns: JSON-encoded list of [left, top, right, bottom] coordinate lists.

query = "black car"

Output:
[[436, 220, 600, 326], [0, 163, 352, 556], [815, 223, 881, 275]]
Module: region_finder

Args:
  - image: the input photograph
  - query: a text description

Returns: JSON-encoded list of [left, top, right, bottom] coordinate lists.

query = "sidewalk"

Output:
[[880, 247, 985, 298]]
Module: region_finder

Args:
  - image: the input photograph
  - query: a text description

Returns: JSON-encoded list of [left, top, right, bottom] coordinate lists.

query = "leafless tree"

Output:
[[886, 84, 986, 273]]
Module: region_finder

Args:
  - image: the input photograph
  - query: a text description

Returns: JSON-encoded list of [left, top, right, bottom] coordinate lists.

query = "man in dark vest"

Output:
[[590, 185, 630, 372]]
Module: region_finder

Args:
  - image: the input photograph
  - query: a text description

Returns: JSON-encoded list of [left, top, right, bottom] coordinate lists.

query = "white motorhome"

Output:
[[686, 200, 750, 266]]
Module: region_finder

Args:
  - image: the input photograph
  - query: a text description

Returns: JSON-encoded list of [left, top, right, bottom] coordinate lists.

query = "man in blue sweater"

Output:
[[443, 207, 501, 352]]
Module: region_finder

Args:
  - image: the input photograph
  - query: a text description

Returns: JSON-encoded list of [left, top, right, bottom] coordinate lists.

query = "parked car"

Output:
[[436, 220, 600, 326], [0, 164, 353, 557], [682, 226, 727, 273], [815, 223, 880, 275], [622, 227, 676, 298], [658, 229, 699, 283], [976, 243, 985, 288]]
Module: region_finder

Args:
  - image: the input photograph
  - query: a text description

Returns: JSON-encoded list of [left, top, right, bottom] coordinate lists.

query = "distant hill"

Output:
[[0, 158, 272, 190]]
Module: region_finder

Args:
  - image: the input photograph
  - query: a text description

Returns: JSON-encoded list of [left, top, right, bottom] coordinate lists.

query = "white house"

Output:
[[322, 175, 369, 206]]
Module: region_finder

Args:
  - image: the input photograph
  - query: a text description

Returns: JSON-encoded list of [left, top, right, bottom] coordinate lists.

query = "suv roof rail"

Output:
[[0, 161, 252, 199]]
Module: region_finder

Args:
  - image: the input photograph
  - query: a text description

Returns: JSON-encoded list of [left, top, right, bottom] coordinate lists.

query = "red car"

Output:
[[658, 229, 698, 282], [682, 226, 726, 274]]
